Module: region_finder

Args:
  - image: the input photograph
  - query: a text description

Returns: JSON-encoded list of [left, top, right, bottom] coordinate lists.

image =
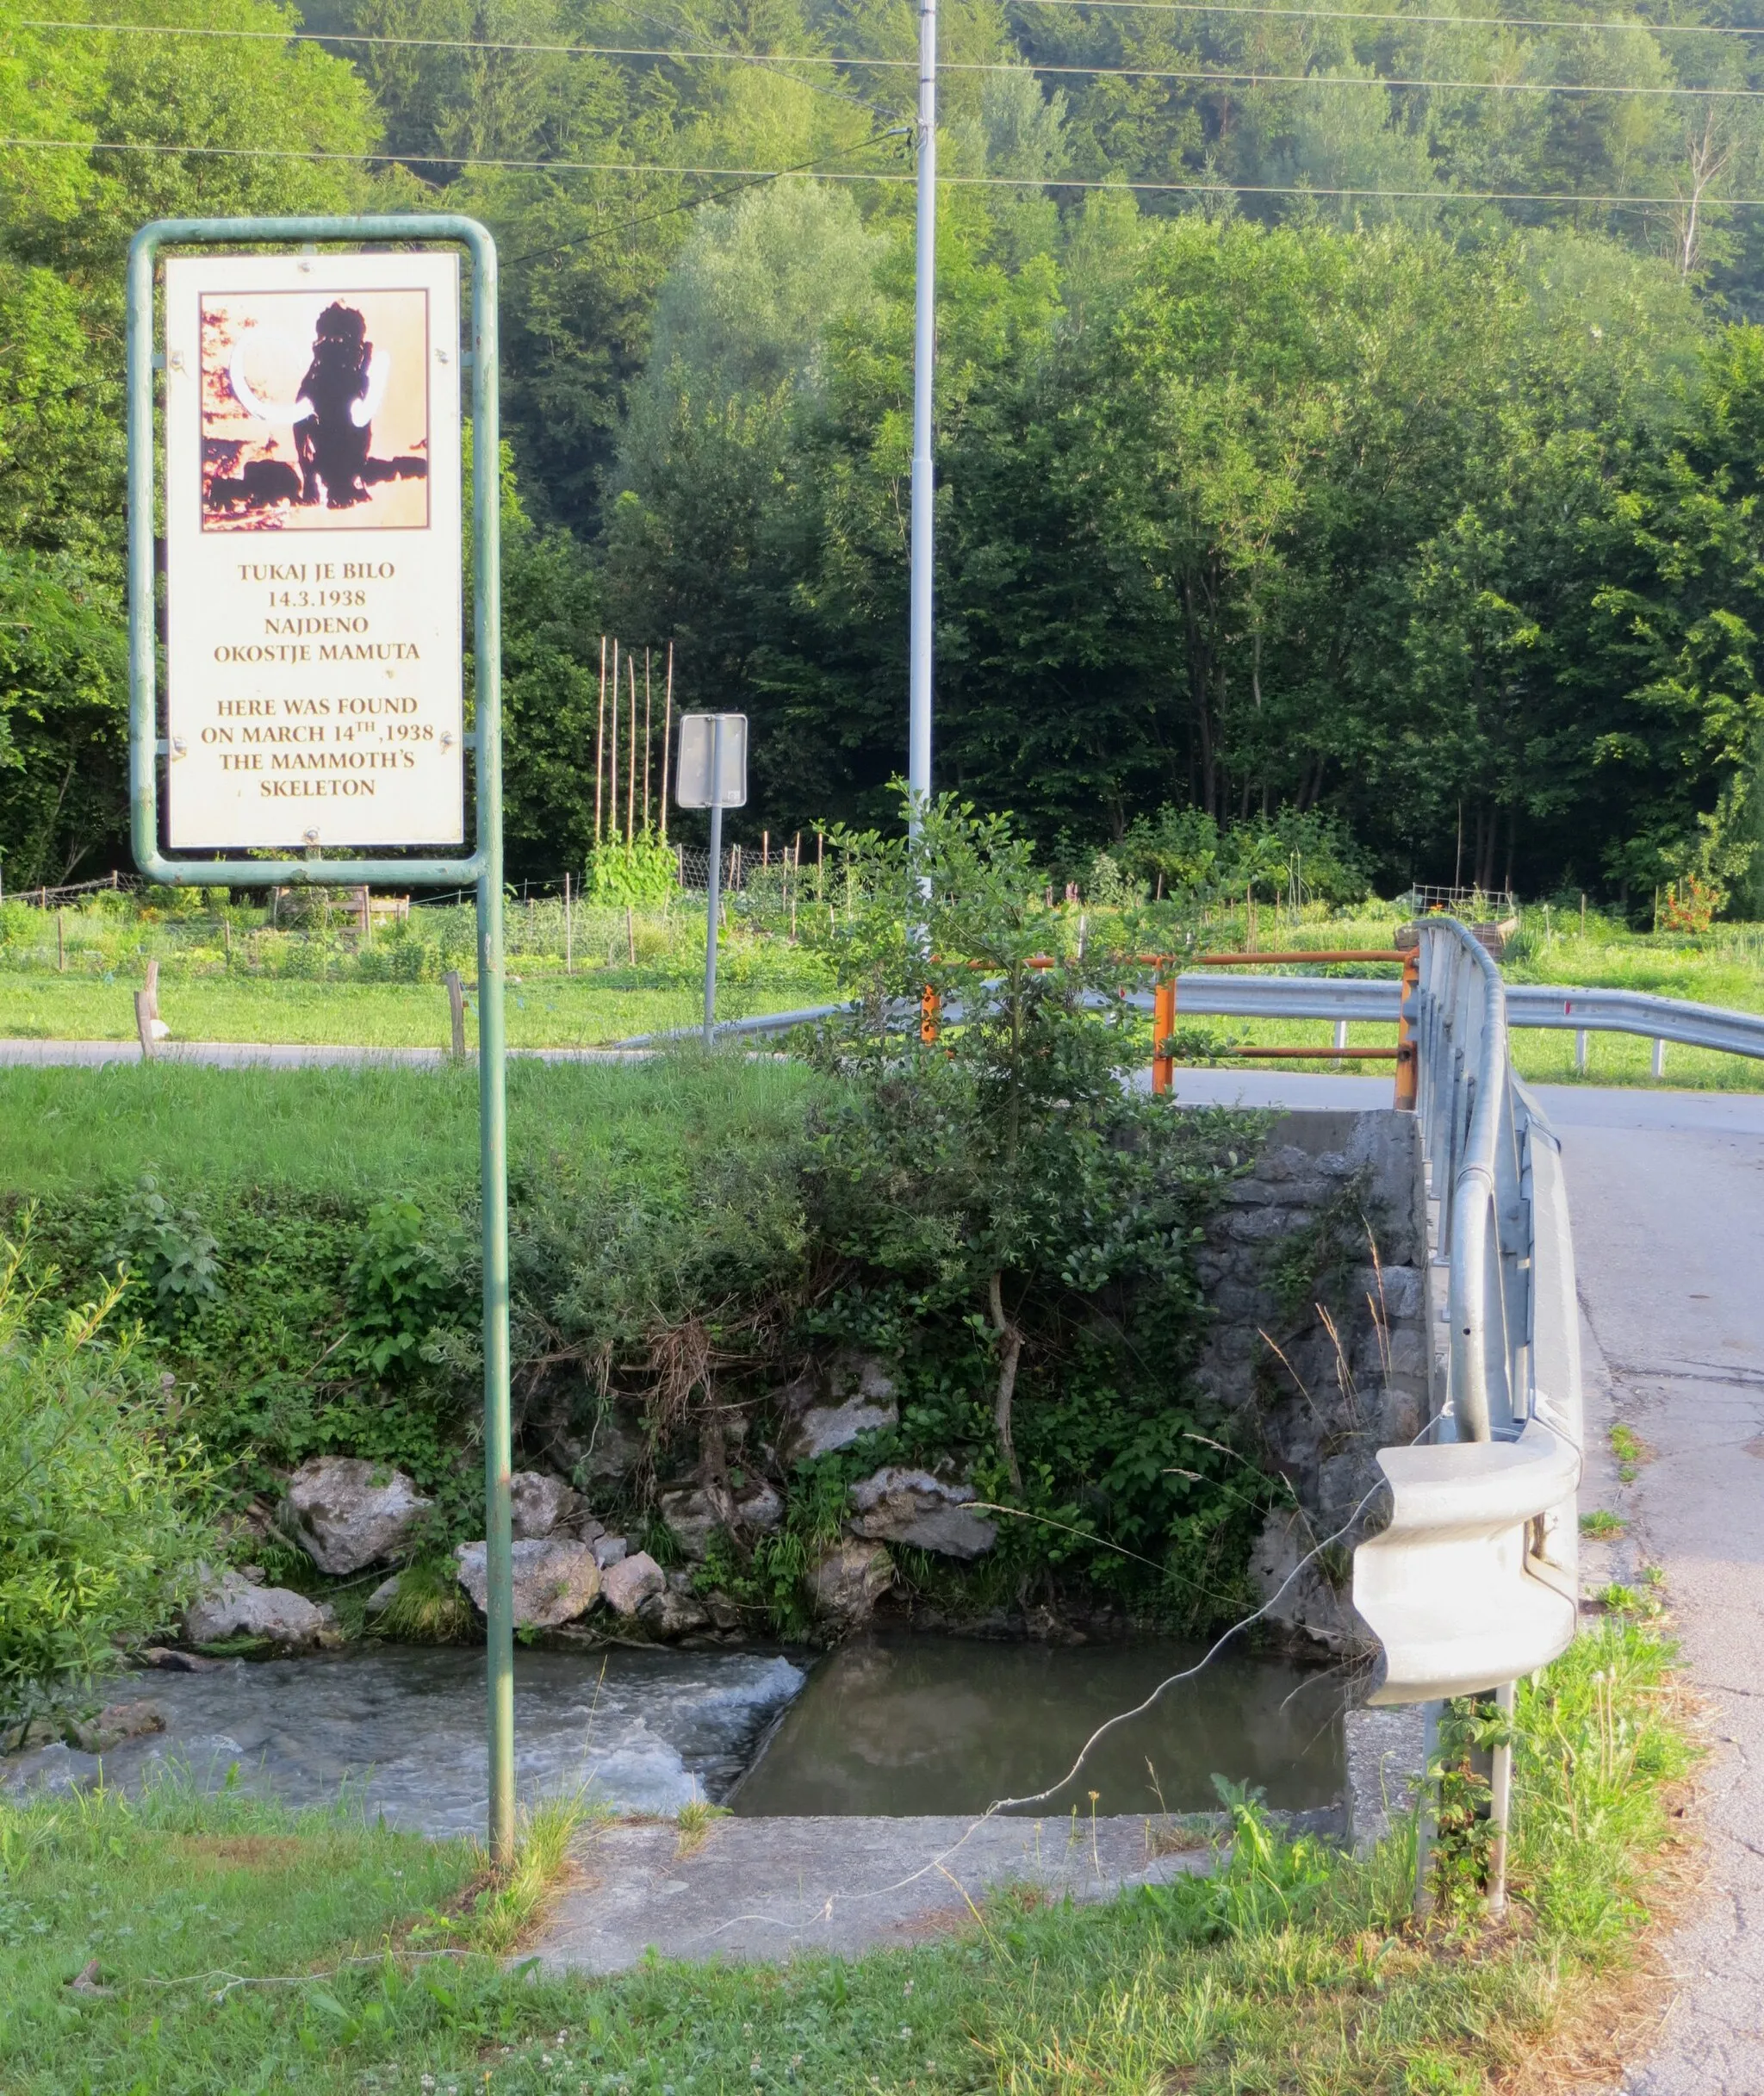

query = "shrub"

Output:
[[344, 1197, 471, 1379], [102, 1175, 220, 1330], [0, 1232, 216, 1739]]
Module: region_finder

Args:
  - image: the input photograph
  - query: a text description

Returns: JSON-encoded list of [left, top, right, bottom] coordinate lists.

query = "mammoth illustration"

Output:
[[208, 299, 427, 517]]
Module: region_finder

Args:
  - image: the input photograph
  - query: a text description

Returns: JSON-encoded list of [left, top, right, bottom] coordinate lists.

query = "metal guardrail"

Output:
[[627, 967, 1764, 1066], [1351, 917, 1583, 1914]]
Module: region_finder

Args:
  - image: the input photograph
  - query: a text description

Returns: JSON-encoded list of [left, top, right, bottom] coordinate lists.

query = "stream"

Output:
[[3, 1636, 1343, 1833], [732, 1633, 1343, 1818]]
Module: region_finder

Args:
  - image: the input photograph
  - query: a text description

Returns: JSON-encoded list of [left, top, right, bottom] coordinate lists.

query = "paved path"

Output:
[[1548, 1087, 1764, 2095], [0, 1039, 645, 1067]]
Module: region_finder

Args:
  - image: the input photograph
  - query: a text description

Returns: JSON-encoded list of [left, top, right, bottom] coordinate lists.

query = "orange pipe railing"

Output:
[[921, 944, 1420, 1108]]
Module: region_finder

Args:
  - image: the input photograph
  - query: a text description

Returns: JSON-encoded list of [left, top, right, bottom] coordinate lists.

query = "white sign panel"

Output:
[[163, 251, 464, 849], [674, 713, 748, 808]]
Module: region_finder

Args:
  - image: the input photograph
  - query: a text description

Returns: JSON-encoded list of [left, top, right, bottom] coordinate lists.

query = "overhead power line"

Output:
[[16, 16, 1764, 97], [1, 134, 1757, 209], [1009, 0, 1764, 33]]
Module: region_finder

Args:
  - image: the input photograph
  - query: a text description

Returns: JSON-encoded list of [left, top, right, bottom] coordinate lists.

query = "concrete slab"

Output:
[[533, 1813, 1210, 1972]]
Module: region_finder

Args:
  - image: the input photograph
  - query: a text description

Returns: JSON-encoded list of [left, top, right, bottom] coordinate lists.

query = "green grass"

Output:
[[0, 1618, 1697, 2094], [0, 973, 824, 1049], [0, 1054, 829, 1197], [1610, 1424, 1649, 1484], [1580, 1509, 1628, 1539]]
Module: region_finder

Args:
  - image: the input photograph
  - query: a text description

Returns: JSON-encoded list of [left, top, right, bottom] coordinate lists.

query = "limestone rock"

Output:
[[807, 1539, 895, 1626], [285, 1457, 432, 1575], [659, 1480, 783, 1559], [576, 1401, 648, 1485], [509, 1471, 581, 1541], [592, 1533, 629, 1570], [780, 1352, 900, 1465], [184, 1570, 336, 1650], [140, 1647, 223, 1673], [599, 1549, 665, 1617], [848, 1468, 997, 1559], [701, 1589, 746, 1633], [70, 1701, 165, 1754], [454, 1538, 600, 1629], [638, 1572, 711, 1639], [364, 1574, 401, 1616], [1247, 1508, 1370, 1653]]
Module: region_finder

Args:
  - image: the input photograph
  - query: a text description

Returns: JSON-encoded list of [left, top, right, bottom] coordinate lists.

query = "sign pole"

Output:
[[125, 213, 515, 1867], [704, 718, 724, 1046], [469, 238, 515, 1867]]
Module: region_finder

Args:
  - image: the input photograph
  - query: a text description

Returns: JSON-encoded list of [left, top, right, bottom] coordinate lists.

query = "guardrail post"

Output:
[[1152, 973, 1176, 1093], [1413, 1697, 1441, 1915], [1575, 1029, 1587, 1073], [1651, 1036, 1665, 1079], [1486, 1678, 1516, 1917], [1394, 950, 1419, 1110]]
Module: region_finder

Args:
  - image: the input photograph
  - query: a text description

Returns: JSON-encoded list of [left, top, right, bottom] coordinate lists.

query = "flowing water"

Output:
[[3, 1635, 1342, 1832], [730, 1634, 1344, 1819], [4, 1646, 804, 1834]]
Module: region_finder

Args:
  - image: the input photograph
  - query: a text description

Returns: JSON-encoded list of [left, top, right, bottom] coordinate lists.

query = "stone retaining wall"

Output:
[[1189, 1108, 1432, 1651]]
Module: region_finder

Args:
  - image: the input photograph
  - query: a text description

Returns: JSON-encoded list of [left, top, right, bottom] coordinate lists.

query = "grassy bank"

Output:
[[0, 1055, 824, 1197], [0, 1614, 1696, 2094]]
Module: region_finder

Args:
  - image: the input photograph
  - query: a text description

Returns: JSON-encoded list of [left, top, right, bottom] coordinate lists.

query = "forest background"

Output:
[[4, 0, 1764, 908]]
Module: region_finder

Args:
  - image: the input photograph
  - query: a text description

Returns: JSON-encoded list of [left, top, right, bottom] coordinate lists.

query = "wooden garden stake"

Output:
[[627, 653, 637, 845], [643, 648, 653, 834], [445, 969, 467, 1059], [594, 635, 606, 844], [660, 643, 674, 844], [608, 639, 619, 844]]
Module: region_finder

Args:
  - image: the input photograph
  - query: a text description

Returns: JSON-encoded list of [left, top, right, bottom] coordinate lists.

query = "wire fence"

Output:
[[1, 871, 139, 908], [1399, 884, 1519, 918]]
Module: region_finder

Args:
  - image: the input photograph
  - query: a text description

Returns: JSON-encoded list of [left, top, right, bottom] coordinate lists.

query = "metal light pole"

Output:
[[908, 0, 936, 830]]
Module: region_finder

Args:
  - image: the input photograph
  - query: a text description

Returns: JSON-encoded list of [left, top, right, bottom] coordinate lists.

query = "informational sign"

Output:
[[161, 250, 464, 849], [674, 712, 748, 809]]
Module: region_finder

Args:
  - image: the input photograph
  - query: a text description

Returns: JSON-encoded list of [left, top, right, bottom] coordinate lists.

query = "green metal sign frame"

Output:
[[126, 214, 518, 1862]]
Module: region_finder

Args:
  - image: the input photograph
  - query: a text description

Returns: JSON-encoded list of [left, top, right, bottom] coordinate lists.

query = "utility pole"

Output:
[[908, 0, 936, 833]]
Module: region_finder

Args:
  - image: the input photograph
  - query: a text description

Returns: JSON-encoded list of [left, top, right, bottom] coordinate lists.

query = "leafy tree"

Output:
[[0, 548, 127, 887]]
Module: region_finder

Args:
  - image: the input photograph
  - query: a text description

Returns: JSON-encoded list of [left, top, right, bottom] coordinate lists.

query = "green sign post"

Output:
[[125, 214, 517, 1862]]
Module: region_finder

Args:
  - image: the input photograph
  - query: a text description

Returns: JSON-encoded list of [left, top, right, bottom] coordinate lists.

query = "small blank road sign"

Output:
[[674, 713, 748, 809]]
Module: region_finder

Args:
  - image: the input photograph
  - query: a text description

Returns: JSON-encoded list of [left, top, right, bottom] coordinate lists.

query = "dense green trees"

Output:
[[3, 0, 1763, 898], [611, 190, 1764, 898]]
